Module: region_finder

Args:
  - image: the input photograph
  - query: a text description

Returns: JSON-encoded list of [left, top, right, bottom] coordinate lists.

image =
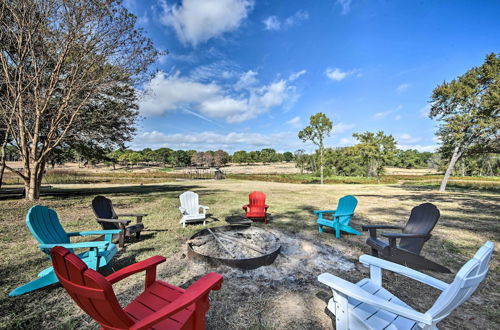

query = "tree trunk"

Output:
[[24, 161, 46, 200], [0, 157, 5, 189], [439, 146, 462, 192], [320, 146, 324, 185]]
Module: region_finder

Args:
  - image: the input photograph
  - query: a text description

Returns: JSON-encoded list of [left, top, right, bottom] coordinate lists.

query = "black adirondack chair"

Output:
[[92, 196, 146, 248], [362, 203, 451, 273]]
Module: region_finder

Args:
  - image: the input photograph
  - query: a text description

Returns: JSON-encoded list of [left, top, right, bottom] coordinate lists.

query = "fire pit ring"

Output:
[[187, 225, 281, 270]]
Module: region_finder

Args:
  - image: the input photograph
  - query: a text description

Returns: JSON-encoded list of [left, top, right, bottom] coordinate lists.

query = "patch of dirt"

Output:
[[154, 230, 354, 329]]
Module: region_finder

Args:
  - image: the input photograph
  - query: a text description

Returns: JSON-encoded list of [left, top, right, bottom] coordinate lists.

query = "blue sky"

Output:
[[124, 0, 499, 153]]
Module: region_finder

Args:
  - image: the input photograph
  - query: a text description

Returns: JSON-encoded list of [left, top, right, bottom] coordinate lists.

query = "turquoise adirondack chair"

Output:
[[9, 205, 120, 296], [315, 195, 360, 238]]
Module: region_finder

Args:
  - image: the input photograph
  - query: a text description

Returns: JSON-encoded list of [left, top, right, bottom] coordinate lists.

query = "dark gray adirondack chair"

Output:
[[362, 203, 451, 273], [92, 196, 146, 247]]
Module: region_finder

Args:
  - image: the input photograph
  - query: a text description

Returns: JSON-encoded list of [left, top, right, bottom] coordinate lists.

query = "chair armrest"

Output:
[[362, 225, 403, 239], [96, 218, 130, 224], [117, 213, 148, 217], [318, 273, 432, 324], [179, 207, 186, 214], [381, 233, 431, 248], [131, 272, 223, 330], [40, 241, 109, 250], [67, 229, 122, 237], [381, 233, 431, 239], [264, 204, 269, 209], [199, 205, 209, 210], [359, 255, 449, 291], [313, 209, 336, 214], [106, 256, 166, 284], [242, 204, 249, 210], [333, 212, 354, 217]]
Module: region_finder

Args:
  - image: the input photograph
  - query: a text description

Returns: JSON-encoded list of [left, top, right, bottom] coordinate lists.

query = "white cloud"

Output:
[[338, 136, 356, 146], [397, 133, 423, 144], [263, 10, 309, 31], [394, 115, 401, 120], [133, 130, 299, 151], [139, 69, 300, 123], [286, 116, 301, 127], [332, 123, 355, 133], [325, 67, 359, 81], [419, 104, 431, 118], [189, 60, 239, 81], [235, 70, 258, 90], [397, 144, 438, 152], [160, 0, 254, 46], [396, 83, 410, 94], [373, 110, 392, 119], [139, 72, 220, 116], [337, 0, 352, 15], [289, 69, 307, 81], [263, 16, 280, 30], [373, 104, 403, 120]]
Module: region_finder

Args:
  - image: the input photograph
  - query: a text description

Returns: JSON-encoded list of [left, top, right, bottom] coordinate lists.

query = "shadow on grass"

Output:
[[0, 184, 231, 201]]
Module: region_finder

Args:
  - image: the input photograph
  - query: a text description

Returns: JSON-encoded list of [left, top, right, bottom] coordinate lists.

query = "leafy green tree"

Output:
[[283, 152, 294, 162], [107, 149, 125, 169], [248, 151, 260, 164], [323, 146, 365, 176], [232, 150, 248, 164], [430, 53, 500, 191], [260, 148, 276, 164], [353, 131, 397, 183], [0, 0, 158, 200], [294, 149, 307, 173], [298, 112, 333, 184], [141, 148, 155, 164], [153, 148, 173, 165], [169, 150, 190, 167]]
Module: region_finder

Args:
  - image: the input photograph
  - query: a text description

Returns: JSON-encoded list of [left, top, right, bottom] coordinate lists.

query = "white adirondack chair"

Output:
[[179, 191, 209, 228], [318, 241, 494, 330]]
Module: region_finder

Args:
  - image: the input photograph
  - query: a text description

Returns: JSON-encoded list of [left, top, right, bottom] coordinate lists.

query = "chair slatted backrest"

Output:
[[50, 246, 134, 329], [336, 195, 357, 225], [427, 241, 494, 322], [92, 196, 119, 230], [400, 203, 440, 254], [180, 191, 200, 216], [249, 191, 266, 212], [26, 205, 70, 255]]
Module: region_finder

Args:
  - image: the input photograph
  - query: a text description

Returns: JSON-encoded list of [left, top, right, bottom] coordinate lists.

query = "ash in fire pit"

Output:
[[187, 225, 281, 269]]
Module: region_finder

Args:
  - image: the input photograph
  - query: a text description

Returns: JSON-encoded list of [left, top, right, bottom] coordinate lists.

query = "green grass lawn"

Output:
[[0, 180, 498, 329]]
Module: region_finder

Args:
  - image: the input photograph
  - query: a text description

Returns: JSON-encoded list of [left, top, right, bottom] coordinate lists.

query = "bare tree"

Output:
[[0, 0, 158, 199]]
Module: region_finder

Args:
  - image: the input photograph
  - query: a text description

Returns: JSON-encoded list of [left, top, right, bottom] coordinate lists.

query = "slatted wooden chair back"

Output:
[[400, 203, 440, 254], [248, 191, 266, 212], [26, 205, 71, 255], [428, 241, 494, 322], [180, 191, 200, 216], [50, 246, 134, 329], [92, 196, 119, 230], [336, 195, 358, 225]]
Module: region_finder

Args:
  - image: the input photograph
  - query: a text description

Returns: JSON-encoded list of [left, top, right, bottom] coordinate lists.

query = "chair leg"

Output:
[[339, 225, 361, 236], [136, 231, 141, 239], [9, 270, 58, 296], [318, 225, 323, 233]]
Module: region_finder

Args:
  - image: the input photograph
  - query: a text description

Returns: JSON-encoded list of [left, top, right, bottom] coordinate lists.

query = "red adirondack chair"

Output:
[[50, 246, 223, 330], [242, 191, 269, 224]]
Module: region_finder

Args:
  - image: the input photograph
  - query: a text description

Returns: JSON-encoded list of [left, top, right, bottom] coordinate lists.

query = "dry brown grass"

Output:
[[0, 180, 498, 329]]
